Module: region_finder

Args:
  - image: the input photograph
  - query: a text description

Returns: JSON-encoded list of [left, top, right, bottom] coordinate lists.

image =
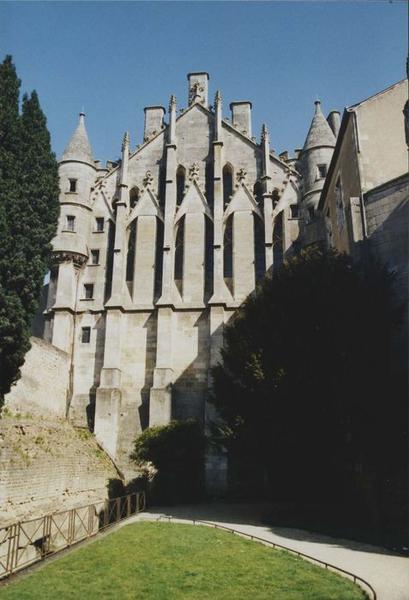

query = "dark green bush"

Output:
[[211, 246, 407, 546], [131, 419, 206, 505]]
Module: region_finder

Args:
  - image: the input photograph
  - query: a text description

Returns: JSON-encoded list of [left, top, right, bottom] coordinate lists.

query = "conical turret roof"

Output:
[[303, 101, 336, 151], [61, 112, 94, 164]]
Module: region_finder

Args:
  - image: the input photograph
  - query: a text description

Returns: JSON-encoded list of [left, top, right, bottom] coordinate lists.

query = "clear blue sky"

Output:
[[0, 1, 407, 163]]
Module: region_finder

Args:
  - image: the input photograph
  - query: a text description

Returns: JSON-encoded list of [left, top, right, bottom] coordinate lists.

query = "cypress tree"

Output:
[[18, 91, 59, 319], [0, 56, 59, 404]]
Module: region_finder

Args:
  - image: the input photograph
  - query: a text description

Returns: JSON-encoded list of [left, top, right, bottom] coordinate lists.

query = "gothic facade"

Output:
[[43, 72, 340, 477]]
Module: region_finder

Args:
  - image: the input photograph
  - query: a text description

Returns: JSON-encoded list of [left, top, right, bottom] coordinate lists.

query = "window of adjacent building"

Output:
[[81, 327, 91, 343], [290, 205, 299, 219], [317, 164, 327, 180], [335, 176, 345, 232], [66, 215, 76, 231], [84, 283, 94, 299], [90, 249, 100, 265], [95, 217, 104, 232], [69, 178, 77, 192]]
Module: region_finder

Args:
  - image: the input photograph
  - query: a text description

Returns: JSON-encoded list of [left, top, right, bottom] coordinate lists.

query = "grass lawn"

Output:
[[0, 522, 366, 599]]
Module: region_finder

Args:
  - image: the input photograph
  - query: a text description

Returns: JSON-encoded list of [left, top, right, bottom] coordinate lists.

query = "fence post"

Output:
[[6, 523, 18, 575], [68, 509, 75, 545], [88, 505, 94, 537]]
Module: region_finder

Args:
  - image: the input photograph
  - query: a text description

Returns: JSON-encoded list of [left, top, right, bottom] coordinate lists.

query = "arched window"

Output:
[[223, 215, 233, 293], [158, 164, 166, 208], [254, 214, 266, 282], [223, 164, 233, 207], [104, 220, 116, 301], [154, 219, 164, 300], [129, 187, 140, 209], [174, 216, 185, 294], [204, 216, 214, 298], [205, 161, 214, 210], [273, 211, 284, 271], [253, 180, 263, 205], [272, 188, 280, 208], [126, 219, 137, 293], [176, 166, 186, 206]]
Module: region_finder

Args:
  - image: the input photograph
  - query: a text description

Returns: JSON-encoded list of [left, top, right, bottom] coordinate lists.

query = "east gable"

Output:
[[176, 104, 213, 169]]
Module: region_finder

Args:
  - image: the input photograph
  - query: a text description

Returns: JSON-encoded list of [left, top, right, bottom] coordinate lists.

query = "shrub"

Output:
[[131, 420, 206, 505]]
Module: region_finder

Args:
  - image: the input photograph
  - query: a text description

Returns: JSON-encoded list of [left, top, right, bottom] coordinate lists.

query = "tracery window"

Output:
[[174, 216, 185, 292], [273, 211, 284, 270], [223, 164, 233, 207], [223, 215, 233, 281], [176, 166, 186, 206], [129, 187, 140, 209]]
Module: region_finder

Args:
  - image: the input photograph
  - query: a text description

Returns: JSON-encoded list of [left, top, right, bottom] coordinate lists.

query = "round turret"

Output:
[[301, 100, 336, 217], [52, 112, 97, 264]]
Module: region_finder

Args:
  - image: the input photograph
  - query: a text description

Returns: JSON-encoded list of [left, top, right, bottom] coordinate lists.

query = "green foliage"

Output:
[[211, 247, 407, 542], [0, 56, 59, 404], [131, 420, 206, 504], [0, 522, 366, 599]]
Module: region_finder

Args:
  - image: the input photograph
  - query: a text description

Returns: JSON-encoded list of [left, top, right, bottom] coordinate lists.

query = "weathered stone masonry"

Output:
[[35, 72, 345, 482]]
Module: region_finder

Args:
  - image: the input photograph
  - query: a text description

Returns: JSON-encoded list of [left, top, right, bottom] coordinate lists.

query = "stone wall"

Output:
[[365, 173, 409, 306], [4, 337, 70, 418], [0, 417, 119, 526]]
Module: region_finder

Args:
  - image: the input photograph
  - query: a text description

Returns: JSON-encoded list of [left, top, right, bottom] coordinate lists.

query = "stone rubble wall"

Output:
[[0, 417, 119, 527]]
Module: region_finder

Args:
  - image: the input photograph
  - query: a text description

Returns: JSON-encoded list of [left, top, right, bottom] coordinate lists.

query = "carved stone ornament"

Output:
[[52, 251, 88, 269], [236, 168, 247, 184], [189, 82, 204, 104], [189, 162, 200, 182], [143, 170, 154, 188]]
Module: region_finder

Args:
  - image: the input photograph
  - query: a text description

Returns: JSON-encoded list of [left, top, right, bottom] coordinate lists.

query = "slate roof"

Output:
[[61, 112, 94, 164], [303, 101, 336, 151]]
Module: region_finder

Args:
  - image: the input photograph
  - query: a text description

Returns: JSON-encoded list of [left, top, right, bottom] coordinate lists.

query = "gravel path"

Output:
[[133, 503, 409, 600]]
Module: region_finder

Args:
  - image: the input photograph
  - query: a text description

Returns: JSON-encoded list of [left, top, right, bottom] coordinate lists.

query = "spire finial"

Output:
[[169, 94, 176, 110], [261, 123, 269, 142], [314, 99, 322, 114], [215, 90, 222, 105]]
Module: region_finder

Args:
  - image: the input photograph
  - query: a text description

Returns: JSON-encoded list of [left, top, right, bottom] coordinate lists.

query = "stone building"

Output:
[[318, 78, 407, 252], [318, 79, 408, 306], [8, 72, 349, 482], [43, 73, 323, 474], [317, 78, 408, 380]]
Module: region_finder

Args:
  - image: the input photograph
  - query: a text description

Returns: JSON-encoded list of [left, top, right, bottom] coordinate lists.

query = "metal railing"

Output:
[[157, 515, 377, 600], [0, 491, 145, 580]]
